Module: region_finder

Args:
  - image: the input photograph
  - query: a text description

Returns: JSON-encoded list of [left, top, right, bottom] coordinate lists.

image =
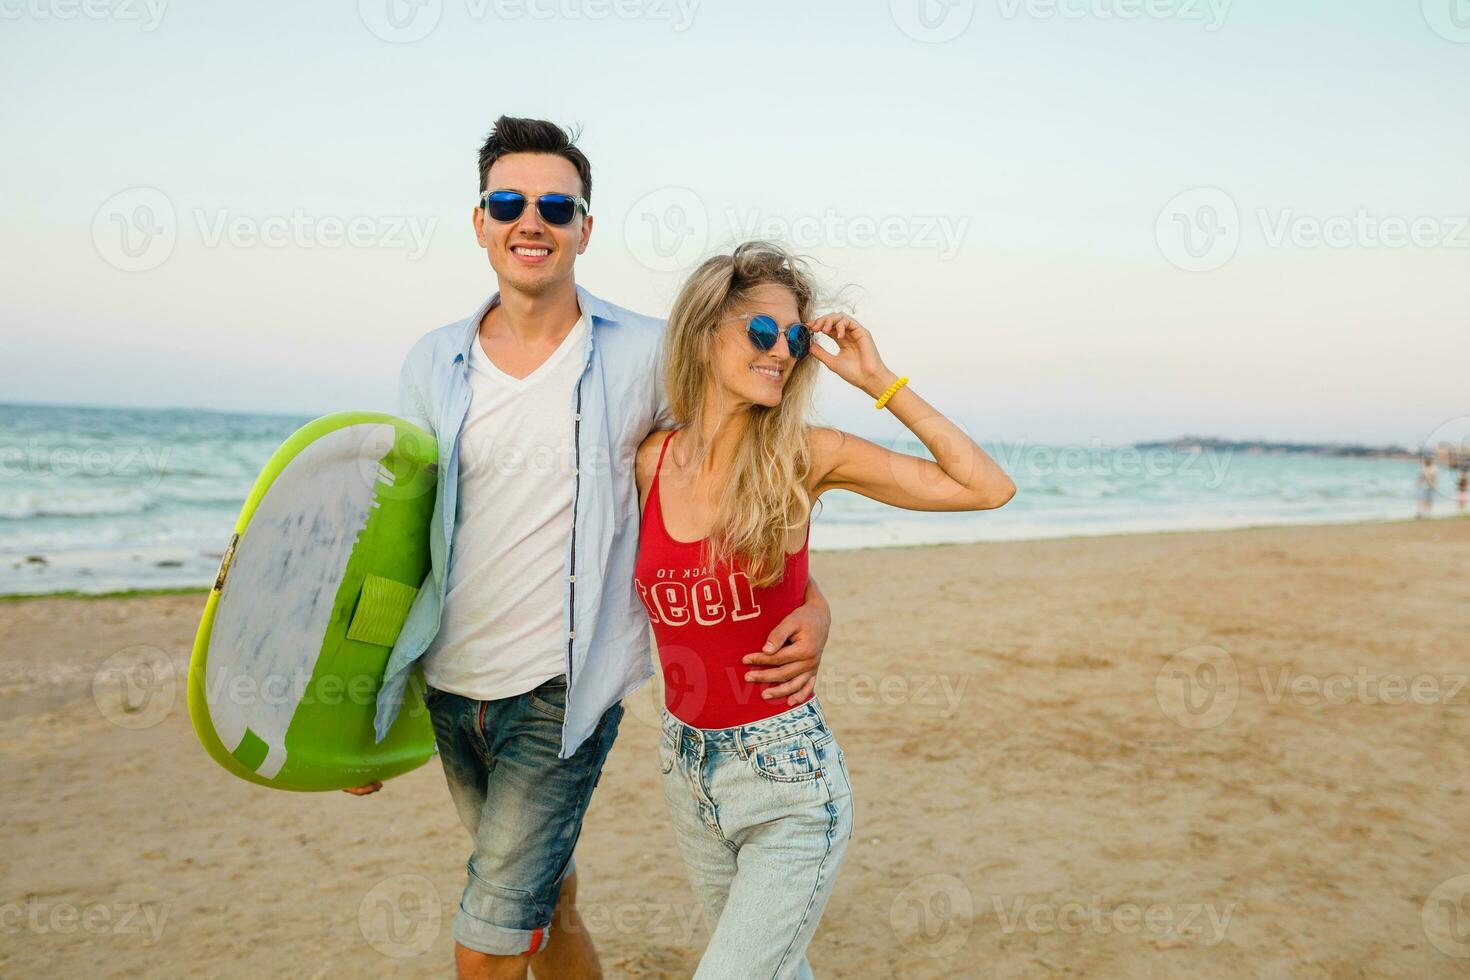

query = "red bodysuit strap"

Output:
[[644, 430, 677, 521]]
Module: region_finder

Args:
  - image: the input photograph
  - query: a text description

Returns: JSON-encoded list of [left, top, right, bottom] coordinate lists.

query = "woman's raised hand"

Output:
[[806, 314, 897, 397]]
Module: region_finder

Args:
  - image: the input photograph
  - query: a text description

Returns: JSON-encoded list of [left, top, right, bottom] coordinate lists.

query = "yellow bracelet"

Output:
[[874, 376, 909, 410]]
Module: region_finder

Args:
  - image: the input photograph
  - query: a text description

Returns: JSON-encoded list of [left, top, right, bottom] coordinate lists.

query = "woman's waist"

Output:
[[647, 609, 802, 662], [659, 696, 831, 752]]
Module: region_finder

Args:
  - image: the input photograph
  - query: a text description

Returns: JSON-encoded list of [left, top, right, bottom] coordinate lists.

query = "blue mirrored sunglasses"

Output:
[[745, 313, 811, 360], [480, 190, 588, 226]]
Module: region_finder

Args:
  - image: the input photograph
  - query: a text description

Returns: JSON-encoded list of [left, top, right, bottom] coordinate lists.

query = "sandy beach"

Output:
[[3, 518, 1468, 979]]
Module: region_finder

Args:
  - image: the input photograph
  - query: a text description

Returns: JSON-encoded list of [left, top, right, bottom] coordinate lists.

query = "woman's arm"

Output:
[[807, 314, 1016, 512]]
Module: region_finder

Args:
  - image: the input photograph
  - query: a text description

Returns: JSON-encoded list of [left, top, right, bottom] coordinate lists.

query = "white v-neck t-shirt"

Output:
[[422, 310, 591, 701]]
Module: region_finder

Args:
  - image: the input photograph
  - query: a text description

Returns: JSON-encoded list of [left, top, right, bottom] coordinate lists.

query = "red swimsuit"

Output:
[[634, 431, 812, 729]]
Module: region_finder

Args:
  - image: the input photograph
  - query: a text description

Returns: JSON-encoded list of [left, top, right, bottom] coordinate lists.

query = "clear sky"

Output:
[[2, 0, 1466, 446]]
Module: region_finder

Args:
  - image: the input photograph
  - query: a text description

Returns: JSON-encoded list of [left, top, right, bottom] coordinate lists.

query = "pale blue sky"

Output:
[[2, 1, 1466, 445]]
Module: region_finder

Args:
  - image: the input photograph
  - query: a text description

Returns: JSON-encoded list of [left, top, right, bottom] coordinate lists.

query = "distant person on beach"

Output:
[[1417, 455, 1438, 518], [1458, 468, 1468, 514], [635, 241, 1015, 977], [344, 118, 835, 980]]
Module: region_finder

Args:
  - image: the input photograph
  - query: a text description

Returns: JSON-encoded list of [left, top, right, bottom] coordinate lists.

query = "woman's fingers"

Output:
[[810, 314, 863, 344]]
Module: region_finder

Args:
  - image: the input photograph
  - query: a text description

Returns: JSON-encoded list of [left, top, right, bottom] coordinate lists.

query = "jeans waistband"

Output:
[[660, 698, 828, 757]]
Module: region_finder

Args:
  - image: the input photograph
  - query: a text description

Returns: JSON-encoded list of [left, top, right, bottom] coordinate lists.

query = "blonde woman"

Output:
[[633, 242, 1015, 978]]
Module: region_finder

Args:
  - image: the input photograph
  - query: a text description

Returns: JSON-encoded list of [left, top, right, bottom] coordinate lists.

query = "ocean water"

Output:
[[0, 402, 1448, 596]]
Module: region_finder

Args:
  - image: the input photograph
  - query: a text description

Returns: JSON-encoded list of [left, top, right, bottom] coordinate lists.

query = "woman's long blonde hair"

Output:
[[663, 241, 821, 587]]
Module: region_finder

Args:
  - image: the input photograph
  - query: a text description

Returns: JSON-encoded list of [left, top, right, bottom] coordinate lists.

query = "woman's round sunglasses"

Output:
[[480, 190, 588, 226], [741, 313, 811, 360]]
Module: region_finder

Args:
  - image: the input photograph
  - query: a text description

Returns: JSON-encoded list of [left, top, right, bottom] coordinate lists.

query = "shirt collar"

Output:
[[454, 284, 617, 365]]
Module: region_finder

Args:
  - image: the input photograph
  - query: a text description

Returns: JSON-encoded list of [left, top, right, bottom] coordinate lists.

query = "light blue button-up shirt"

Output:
[[373, 285, 671, 758]]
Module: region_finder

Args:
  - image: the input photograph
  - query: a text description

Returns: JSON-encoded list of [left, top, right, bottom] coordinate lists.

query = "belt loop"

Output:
[[734, 727, 748, 760]]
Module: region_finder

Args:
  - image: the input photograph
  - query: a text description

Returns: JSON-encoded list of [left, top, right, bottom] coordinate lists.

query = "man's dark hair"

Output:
[[477, 116, 592, 205]]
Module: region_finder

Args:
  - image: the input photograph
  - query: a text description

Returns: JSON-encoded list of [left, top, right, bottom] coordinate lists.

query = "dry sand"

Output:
[[2, 519, 1468, 979]]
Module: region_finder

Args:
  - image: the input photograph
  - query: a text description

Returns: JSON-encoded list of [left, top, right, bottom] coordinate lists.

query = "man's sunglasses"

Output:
[[742, 313, 811, 360], [479, 190, 588, 226]]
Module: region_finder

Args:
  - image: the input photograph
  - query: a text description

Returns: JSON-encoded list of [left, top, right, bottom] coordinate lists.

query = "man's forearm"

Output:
[[803, 574, 829, 612]]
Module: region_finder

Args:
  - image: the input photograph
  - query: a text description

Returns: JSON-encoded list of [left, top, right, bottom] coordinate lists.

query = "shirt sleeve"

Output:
[[652, 374, 675, 430], [398, 341, 434, 435], [651, 328, 675, 429]]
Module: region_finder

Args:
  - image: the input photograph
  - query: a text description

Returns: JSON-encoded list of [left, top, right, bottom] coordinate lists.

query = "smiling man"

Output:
[[349, 117, 833, 980]]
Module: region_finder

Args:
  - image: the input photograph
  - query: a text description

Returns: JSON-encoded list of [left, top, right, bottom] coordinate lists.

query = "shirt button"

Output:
[[568, 630, 576, 639], [569, 575, 576, 583], [573, 413, 581, 421]]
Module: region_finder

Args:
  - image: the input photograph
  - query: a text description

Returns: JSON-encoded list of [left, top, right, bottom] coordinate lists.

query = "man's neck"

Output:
[[482, 281, 582, 345]]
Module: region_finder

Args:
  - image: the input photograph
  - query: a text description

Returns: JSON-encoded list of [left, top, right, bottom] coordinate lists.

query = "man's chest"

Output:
[[457, 375, 578, 483]]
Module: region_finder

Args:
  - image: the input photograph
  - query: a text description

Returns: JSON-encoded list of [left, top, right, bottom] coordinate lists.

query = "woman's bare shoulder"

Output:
[[635, 428, 677, 491]]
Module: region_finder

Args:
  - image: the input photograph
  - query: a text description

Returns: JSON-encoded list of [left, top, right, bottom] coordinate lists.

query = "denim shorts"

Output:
[[660, 699, 853, 979], [425, 675, 623, 956]]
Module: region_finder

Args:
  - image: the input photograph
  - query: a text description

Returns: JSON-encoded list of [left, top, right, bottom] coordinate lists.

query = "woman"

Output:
[[633, 241, 1016, 978]]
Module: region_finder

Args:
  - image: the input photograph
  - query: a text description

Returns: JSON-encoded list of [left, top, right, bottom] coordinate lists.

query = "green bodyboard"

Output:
[[187, 412, 439, 791]]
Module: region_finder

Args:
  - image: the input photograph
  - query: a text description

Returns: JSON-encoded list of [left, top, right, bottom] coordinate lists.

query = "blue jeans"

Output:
[[425, 675, 623, 956], [660, 699, 854, 979]]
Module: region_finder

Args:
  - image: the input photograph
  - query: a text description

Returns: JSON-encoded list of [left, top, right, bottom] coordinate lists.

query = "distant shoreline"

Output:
[[0, 400, 1434, 455], [1133, 436, 1424, 461], [4, 513, 1463, 602]]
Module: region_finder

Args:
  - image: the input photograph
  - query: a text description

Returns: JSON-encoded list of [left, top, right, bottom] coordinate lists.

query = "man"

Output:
[[348, 117, 833, 980]]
